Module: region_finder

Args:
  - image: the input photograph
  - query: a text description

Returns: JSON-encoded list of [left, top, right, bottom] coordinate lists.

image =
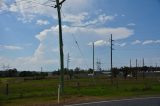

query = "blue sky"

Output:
[[0, 0, 160, 71]]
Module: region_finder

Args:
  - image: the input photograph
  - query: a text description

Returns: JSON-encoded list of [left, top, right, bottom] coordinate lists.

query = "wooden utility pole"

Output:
[[55, 0, 66, 94], [93, 42, 95, 74], [110, 34, 113, 83]]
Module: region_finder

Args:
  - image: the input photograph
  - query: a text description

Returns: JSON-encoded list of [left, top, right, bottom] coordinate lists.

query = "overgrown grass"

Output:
[[0, 76, 160, 106]]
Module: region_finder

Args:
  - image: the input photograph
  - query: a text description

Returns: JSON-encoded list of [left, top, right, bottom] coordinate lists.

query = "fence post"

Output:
[[58, 84, 60, 104]]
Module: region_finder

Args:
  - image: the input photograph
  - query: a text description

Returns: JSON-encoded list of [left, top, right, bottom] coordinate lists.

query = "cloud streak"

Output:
[[36, 19, 49, 25], [131, 40, 160, 45], [0, 45, 23, 50], [142, 40, 160, 45], [132, 40, 141, 45]]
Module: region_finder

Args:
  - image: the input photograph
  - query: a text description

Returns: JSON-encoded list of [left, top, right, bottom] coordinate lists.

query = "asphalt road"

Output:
[[66, 97, 160, 106]]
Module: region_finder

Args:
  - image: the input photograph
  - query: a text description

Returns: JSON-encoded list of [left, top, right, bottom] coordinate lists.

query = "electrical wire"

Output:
[[71, 34, 89, 69]]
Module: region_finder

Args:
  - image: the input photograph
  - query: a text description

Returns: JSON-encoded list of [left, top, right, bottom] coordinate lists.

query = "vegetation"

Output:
[[0, 74, 160, 106]]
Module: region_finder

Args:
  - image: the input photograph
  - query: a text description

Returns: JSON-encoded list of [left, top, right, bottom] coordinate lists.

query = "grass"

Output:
[[0, 76, 160, 106]]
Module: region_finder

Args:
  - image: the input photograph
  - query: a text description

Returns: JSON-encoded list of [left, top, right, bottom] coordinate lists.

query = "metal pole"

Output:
[[136, 59, 138, 80], [130, 59, 132, 68], [67, 53, 70, 79], [55, 0, 64, 93], [93, 42, 95, 74], [67, 53, 70, 70], [130, 59, 133, 76], [142, 58, 145, 79], [111, 34, 113, 83], [111, 34, 113, 78]]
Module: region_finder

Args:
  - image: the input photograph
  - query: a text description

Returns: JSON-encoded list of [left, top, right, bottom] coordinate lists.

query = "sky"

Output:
[[0, 0, 160, 71]]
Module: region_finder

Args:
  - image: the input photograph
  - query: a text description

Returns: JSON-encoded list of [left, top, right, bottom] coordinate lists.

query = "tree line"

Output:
[[0, 66, 159, 78]]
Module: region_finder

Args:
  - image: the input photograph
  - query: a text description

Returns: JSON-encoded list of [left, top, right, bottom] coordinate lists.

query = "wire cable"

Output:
[[71, 34, 89, 69]]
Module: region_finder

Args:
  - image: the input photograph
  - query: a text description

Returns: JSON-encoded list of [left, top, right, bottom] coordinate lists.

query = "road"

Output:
[[65, 97, 160, 106]]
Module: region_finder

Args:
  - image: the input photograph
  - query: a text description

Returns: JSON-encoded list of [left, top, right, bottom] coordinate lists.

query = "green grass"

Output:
[[0, 76, 160, 106]]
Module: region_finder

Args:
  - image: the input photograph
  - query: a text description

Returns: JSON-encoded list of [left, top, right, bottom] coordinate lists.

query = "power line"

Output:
[[71, 34, 89, 69]]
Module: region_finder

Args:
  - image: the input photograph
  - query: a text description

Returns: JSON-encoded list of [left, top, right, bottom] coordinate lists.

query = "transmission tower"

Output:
[[96, 59, 102, 72]]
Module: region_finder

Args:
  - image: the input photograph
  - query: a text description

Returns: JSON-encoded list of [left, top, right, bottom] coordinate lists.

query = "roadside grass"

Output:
[[0, 76, 160, 106]]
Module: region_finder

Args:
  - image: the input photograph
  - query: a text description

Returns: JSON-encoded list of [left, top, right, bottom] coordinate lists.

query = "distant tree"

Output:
[[112, 67, 119, 78], [19, 71, 34, 77], [7, 68, 18, 77], [122, 67, 130, 79], [74, 67, 80, 74], [88, 68, 93, 74], [68, 69, 74, 80]]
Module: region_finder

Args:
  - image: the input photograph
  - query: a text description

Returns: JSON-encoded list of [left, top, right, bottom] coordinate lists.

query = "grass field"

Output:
[[0, 76, 160, 106]]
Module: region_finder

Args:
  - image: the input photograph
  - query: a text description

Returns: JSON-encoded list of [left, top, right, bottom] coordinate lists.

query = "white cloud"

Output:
[[1, 25, 132, 70], [62, 12, 89, 25], [65, 13, 115, 27], [127, 23, 136, 26], [0, 0, 8, 12], [63, 0, 92, 14], [142, 40, 160, 45], [42, 25, 133, 40], [36, 19, 49, 25], [98, 14, 114, 23], [0, 56, 58, 71], [132, 40, 141, 45], [9, 0, 55, 22], [142, 40, 154, 45], [88, 40, 107, 47], [7, 0, 114, 26], [0, 45, 23, 50], [8, 0, 92, 23], [94, 27, 134, 40]]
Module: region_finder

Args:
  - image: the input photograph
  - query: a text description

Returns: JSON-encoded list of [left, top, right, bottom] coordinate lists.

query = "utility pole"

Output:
[[41, 67, 43, 73], [130, 59, 132, 68], [110, 34, 114, 83], [136, 59, 137, 68], [142, 58, 145, 79], [130, 59, 132, 76], [67, 53, 70, 70], [136, 59, 138, 80], [41, 67, 43, 77], [93, 42, 95, 74], [55, 0, 66, 94], [67, 53, 70, 80], [2, 65, 5, 71]]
